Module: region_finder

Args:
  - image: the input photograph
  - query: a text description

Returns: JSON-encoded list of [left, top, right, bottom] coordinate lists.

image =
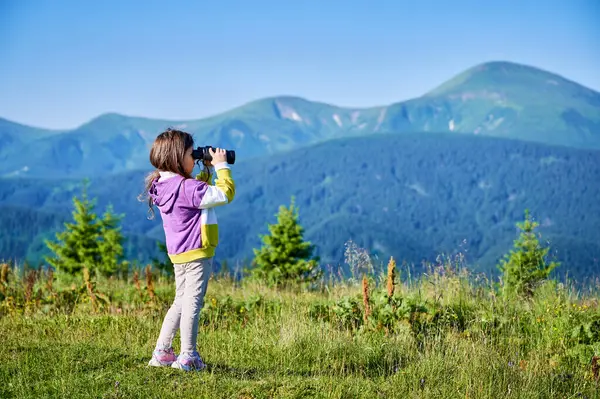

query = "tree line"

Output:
[[45, 185, 558, 298]]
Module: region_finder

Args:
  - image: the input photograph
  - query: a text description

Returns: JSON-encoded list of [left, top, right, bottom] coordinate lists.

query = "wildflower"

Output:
[[83, 267, 98, 311], [519, 360, 527, 371], [386, 257, 396, 299], [362, 276, 371, 323], [0, 263, 9, 295], [46, 269, 54, 293], [0, 263, 8, 285], [145, 265, 155, 301], [133, 270, 142, 300]]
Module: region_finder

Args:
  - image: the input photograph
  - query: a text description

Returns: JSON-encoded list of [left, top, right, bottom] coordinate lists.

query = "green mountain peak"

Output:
[[425, 60, 599, 98]]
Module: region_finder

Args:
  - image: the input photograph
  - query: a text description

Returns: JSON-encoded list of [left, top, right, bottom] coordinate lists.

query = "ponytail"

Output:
[[138, 170, 161, 220]]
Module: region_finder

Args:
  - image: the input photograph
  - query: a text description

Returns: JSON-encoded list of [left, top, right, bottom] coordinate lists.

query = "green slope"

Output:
[[416, 61, 600, 146]]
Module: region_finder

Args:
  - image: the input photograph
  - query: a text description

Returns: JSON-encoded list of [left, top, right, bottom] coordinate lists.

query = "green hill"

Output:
[[1, 61, 598, 179], [418, 61, 600, 146], [1, 133, 599, 280]]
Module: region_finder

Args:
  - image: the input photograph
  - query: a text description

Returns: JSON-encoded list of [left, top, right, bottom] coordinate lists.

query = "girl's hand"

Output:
[[209, 147, 227, 165]]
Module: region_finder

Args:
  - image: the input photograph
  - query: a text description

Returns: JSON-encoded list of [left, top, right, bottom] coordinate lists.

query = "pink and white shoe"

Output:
[[171, 351, 206, 371], [148, 347, 177, 367]]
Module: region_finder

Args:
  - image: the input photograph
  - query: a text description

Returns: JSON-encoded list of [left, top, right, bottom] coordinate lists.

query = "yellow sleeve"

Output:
[[214, 166, 235, 203]]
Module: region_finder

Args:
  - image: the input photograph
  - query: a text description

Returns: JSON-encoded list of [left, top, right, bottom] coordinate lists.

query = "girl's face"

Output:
[[183, 146, 195, 176]]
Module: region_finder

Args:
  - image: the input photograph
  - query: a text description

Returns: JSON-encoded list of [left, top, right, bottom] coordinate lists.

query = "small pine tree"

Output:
[[45, 182, 125, 276], [251, 197, 321, 287], [96, 204, 125, 276], [45, 184, 99, 275], [497, 209, 559, 298]]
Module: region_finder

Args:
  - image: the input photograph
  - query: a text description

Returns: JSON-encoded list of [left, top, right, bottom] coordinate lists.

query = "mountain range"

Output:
[[1, 61, 599, 179], [1, 60, 599, 280]]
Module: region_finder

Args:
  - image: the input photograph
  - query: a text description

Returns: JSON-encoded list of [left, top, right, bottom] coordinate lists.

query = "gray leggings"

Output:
[[155, 257, 213, 355]]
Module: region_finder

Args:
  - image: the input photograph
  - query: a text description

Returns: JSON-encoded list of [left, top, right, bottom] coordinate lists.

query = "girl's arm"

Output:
[[195, 163, 235, 209]]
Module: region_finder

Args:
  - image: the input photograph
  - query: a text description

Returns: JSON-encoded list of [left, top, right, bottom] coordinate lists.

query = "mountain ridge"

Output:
[[4, 61, 599, 131], [1, 60, 599, 179]]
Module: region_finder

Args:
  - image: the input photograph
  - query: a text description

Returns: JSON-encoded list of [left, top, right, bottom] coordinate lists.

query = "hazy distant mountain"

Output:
[[1, 61, 599, 178]]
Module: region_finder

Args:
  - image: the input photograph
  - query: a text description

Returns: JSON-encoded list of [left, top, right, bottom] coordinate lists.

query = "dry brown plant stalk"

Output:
[[362, 275, 371, 323]]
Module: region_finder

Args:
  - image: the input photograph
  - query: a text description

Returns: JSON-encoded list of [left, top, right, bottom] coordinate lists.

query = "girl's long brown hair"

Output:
[[139, 128, 195, 219]]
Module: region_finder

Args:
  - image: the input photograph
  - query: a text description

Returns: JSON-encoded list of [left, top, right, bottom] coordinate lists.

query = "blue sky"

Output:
[[1, 0, 599, 129]]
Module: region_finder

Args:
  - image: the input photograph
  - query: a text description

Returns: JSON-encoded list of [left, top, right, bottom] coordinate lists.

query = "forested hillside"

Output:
[[2, 133, 598, 279]]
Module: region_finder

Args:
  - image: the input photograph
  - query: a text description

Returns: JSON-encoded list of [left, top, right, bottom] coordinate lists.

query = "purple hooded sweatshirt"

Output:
[[148, 167, 235, 263]]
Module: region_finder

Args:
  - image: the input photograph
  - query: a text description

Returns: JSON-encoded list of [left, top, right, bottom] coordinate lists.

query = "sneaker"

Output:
[[148, 347, 177, 367], [171, 351, 206, 371]]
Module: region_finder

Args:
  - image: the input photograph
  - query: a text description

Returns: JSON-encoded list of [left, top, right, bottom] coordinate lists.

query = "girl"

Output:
[[143, 128, 235, 371]]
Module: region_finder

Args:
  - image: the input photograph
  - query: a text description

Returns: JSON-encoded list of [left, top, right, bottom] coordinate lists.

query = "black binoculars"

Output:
[[192, 146, 235, 165]]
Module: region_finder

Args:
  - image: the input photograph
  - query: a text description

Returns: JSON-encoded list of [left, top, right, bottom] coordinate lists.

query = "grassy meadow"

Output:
[[1, 256, 599, 399]]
